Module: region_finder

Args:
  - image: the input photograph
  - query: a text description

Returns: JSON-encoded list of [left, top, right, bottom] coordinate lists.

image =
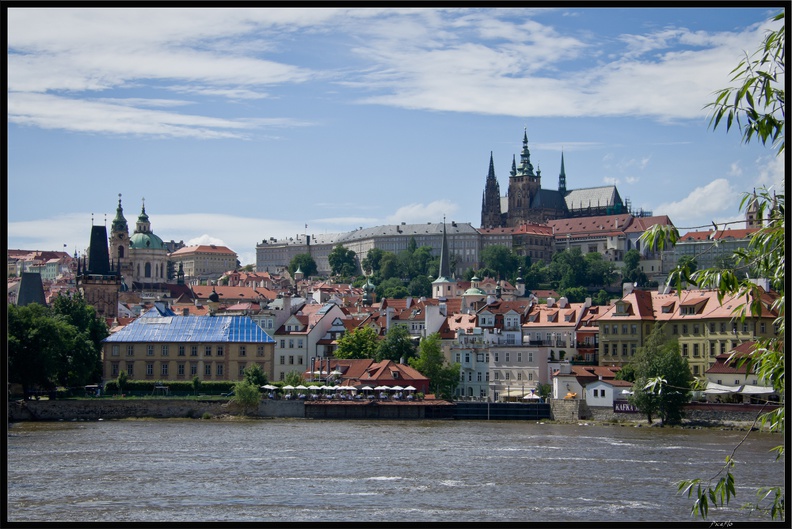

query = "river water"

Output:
[[7, 419, 784, 523]]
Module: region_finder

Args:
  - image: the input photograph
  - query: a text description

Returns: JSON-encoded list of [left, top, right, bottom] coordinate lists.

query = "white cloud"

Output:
[[385, 200, 460, 224], [654, 178, 740, 229]]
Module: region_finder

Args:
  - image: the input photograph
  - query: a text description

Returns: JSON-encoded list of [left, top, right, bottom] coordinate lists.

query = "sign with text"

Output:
[[614, 401, 639, 413]]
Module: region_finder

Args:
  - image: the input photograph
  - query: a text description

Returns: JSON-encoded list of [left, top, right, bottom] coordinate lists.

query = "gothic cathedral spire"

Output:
[[480, 151, 503, 228], [559, 150, 567, 195]]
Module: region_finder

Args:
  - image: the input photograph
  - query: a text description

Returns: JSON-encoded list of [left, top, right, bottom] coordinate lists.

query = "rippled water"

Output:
[[7, 419, 784, 523]]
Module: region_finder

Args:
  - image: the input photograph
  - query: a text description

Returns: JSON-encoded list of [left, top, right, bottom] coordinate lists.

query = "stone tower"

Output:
[[506, 128, 542, 227], [109, 193, 133, 289], [77, 224, 122, 318], [480, 152, 504, 229]]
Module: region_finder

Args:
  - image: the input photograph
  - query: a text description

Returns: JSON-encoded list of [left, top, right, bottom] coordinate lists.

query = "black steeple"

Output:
[[559, 150, 567, 195], [481, 151, 503, 228]]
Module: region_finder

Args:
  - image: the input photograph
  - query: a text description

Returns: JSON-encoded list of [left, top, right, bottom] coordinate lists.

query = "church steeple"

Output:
[[481, 151, 503, 228], [112, 193, 128, 233], [516, 128, 535, 178], [135, 198, 151, 234], [558, 150, 567, 195], [510, 155, 517, 177], [438, 217, 451, 280]]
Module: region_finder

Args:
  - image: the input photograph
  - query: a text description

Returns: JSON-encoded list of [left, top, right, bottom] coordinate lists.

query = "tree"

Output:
[[51, 293, 108, 385], [328, 244, 358, 277], [243, 363, 268, 387], [8, 303, 64, 394], [376, 325, 416, 363], [407, 275, 432, 298], [620, 249, 648, 287], [548, 248, 587, 290], [334, 326, 380, 359], [288, 254, 317, 278], [192, 375, 202, 395], [560, 286, 588, 303], [376, 277, 407, 300], [283, 371, 304, 386], [116, 370, 128, 395], [361, 247, 386, 275], [626, 325, 692, 425], [232, 380, 261, 416], [480, 245, 521, 280], [408, 333, 459, 400], [640, 10, 784, 519], [585, 252, 617, 287]]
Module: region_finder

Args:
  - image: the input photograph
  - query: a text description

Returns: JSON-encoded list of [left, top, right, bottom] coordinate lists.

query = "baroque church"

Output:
[[481, 129, 629, 228]]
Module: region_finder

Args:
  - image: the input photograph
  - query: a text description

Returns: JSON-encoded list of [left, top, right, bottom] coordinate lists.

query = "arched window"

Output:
[[145, 262, 152, 278]]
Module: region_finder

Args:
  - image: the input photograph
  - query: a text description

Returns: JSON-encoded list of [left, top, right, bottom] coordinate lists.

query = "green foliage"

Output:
[[335, 326, 380, 359], [621, 249, 648, 287], [376, 277, 408, 299], [192, 375, 201, 395], [376, 325, 417, 363], [116, 370, 128, 394], [103, 379, 234, 395], [626, 325, 692, 425], [328, 244, 358, 277], [593, 289, 612, 306], [243, 363, 268, 387], [408, 333, 459, 400], [283, 371, 304, 386], [584, 252, 617, 287], [480, 245, 521, 280], [288, 254, 318, 278], [407, 275, 432, 298], [8, 294, 107, 392], [560, 286, 588, 303], [535, 383, 552, 400], [706, 11, 785, 155], [361, 247, 386, 275], [232, 380, 261, 415]]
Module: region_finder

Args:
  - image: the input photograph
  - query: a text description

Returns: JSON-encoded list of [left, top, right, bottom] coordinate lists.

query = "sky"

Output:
[[6, 6, 786, 266]]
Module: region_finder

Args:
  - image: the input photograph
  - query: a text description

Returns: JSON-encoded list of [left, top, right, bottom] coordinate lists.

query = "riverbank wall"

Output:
[[8, 398, 777, 424]]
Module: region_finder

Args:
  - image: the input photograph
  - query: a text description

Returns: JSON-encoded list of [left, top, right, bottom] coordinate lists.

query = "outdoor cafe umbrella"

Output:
[[390, 386, 404, 391], [404, 385, 416, 392]]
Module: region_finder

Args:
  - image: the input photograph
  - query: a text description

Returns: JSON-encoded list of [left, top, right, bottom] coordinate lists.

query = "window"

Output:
[[682, 344, 689, 357], [297, 339, 304, 349], [161, 345, 169, 356], [630, 325, 637, 335], [289, 356, 294, 365], [612, 325, 618, 335], [298, 356, 303, 365], [217, 346, 224, 357], [178, 345, 185, 357], [455, 353, 460, 363], [239, 363, 246, 377], [720, 342, 726, 354], [191, 346, 198, 357], [178, 363, 185, 376], [622, 325, 628, 335], [505, 352, 510, 362], [477, 372, 483, 382], [191, 364, 198, 376], [111, 345, 119, 357], [239, 346, 246, 357], [710, 323, 715, 333], [604, 344, 609, 356], [280, 340, 286, 349], [630, 343, 636, 356], [517, 373, 522, 381], [205, 346, 212, 357], [279, 356, 285, 365], [693, 344, 700, 357], [127, 345, 134, 356], [127, 363, 134, 376], [760, 322, 767, 333], [622, 344, 628, 356], [465, 353, 470, 363], [672, 325, 678, 335], [682, 324, 688, 334], [517, 352, 522, 363], [161, 363, 168, 376], [721, 322, 726, 333], [147, 345, 154, 356], [289, 339, 294, 349], [528, 372, 533, 381], [111, 362, 119, 376], [494, 372, 500, 380], [505, 372, 510, 381], [468, 372, 473, 382], [205, 364, 212, 376], [257, 346, 265, 357], [146, 363, 154, 376]]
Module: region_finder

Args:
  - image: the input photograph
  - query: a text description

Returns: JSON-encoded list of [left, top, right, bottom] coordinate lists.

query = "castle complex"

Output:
[[481, 129, 639, 228]]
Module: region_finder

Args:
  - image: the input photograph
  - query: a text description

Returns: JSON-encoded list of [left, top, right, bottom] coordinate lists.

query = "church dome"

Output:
[[129, 231, 167, 250]]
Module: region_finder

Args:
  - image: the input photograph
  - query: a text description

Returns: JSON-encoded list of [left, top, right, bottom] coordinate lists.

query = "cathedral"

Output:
[[481, 130, 628, 228]]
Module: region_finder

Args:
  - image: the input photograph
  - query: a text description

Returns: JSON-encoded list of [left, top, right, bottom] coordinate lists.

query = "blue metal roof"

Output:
[[104, 310, 275, 344]]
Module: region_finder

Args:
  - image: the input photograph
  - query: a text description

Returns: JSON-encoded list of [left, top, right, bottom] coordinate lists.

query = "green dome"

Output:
[[129, 231, 166, 250], [463, 287, 486, 296]]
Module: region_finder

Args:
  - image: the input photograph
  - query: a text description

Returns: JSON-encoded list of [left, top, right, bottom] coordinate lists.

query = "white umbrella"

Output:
[[309, 386, 320, 391], [261, 384, 277, 390], [390, 386, 404, 391], [523, 394, 541, 399], [360, 386, 373, 391], [295, 385, 308, 390], [282, 385, 295, 390], [404, 386, 416, 391], [334, 386, 347, 391]]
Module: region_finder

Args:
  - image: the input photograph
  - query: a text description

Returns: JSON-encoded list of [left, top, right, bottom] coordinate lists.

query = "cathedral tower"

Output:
[[480, 152, 504, 228], [506, 129, 542, 227]]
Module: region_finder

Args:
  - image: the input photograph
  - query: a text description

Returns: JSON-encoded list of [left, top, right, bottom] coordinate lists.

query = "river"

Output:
[[6, 419, 784, 523]]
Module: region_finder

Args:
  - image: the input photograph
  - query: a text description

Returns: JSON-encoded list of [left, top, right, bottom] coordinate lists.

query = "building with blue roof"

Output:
[[102, 307, 276, 383]]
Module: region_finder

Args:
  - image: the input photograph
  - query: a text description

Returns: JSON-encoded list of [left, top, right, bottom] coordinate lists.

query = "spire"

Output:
[[438, 217, 451, 280], [558, 150, 567, 195], [517, 127, 534, 177], [481, 152, 503, 228], [510, 154, 517, 177], [487, 151, 496, 181], [112, 193, 128, 233]]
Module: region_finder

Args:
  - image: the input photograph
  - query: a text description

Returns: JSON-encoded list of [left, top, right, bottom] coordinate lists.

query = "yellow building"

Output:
[[102, 304, 275, 383], [597, 287, 780, 382]]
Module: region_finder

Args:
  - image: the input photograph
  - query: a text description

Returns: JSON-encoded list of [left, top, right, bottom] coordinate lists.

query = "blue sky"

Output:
[[7, 6, 785, 266]]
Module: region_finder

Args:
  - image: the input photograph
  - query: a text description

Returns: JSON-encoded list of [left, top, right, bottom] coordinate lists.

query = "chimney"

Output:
[[547, 297, 555, 308]]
